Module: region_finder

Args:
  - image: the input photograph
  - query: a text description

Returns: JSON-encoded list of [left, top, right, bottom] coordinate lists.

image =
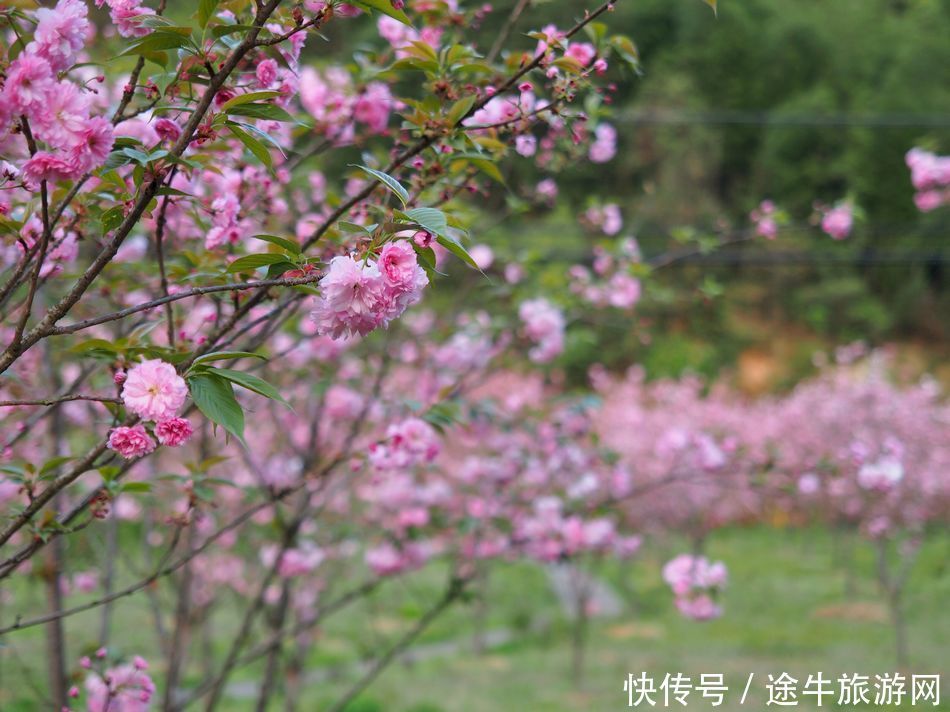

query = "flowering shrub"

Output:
[[0, 0, 676, 706]]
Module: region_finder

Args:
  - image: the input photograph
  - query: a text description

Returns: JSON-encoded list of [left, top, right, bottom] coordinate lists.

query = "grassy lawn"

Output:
[[2, 525, 948, 710]]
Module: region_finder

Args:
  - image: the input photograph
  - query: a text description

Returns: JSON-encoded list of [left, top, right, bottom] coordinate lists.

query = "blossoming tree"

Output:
[[0, 0, 684, 707]]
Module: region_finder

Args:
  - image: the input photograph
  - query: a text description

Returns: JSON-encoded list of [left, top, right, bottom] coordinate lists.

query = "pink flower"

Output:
[[821, 204, 853, 240], [32, 0, 89, 72], [256, 59, 279, 88], [154, 417, 194, 447], [519, 298, 565, 363], [607, 273, 641, 309], [107, 425, 157, 459], [121, 359, 188, 421], [21, 152, 80, 188], [588, 123, 617, 163], [536, 178, 558, 201], [311, 255, 386, 339], [675, 593, 722, 621], [276, 545, 324, 577], [353, 82, 394, 134], [515, 134, 537, 157], [70, 116, 115, 173], [153, 118, 182, 144], [365, 543, 406, 576], [3, 55, 54, 115], [468, 244, 494, 270], [32, 81, 90, 149], [565, 42, 596, 67], [104, 0, 156, 37], [755, 215, 777, 239], [85, 661, 155, 712], [378, 241, 428, 294]]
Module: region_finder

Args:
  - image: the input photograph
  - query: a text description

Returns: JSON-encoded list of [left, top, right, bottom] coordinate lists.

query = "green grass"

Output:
[[2, 526, 949, 710]]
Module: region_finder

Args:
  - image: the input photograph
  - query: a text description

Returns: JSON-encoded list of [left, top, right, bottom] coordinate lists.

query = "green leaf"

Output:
[[39, 456, 73, 476], [120, 482, 152, 493], [198, 0, 219, 27], [447, 95, 477, 126], [226, 253, 292, 273], [249, 234, 301, 255], [436, 233, 480, 270], [121, 147, 151, 165], [226, 122, 272, 168], [101, 206, 125, 233], [338, 221, 373, 235], [209, 24, 258, 39], [350, 0, 412, 25], [351, 165, 409, 206], [192, 351, 267, 366], [465, 157, 505, 185], [219, 91, 283, 112], [265, 261, 300, 278], [231, 121, 287, 158], [187, 373, 245, 443], [226, 102, 295, 123], [69, 338, 121, 355], [404, 207, 448, 236], [212, 368, 290, 407], [119, 31, 193, 58], [156, 187, 192, 198]]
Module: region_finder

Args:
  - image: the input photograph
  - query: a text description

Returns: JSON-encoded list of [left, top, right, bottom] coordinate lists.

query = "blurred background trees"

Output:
[[431, 0, 950, 388]]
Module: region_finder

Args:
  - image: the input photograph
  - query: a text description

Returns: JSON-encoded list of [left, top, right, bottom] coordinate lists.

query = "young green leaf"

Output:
[[119, 31, 193, 58], [198, 0, 219, 27], [187, 373, 245, 443], [219, 91, 284, 112], [226, 253, 292, 273], [436, 233, 480, 270], [226, 122, 273, 168], [404, 207, 448, 236], [212, 368, 290, 407], [226, 102, 295, 123], [351, 165, 409, 206], [192, 351, 267, 366], [249, 234, 302, 255]]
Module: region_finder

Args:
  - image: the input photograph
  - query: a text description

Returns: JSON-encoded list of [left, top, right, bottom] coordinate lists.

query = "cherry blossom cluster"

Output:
[[299, 66, 397, 143], [518, 297, 566, 363], [310, 241, 429, 339], [106, 359, 193, 457], [0, 0, 115, 189], [69, 650, 154, 712], [568, 237, 642, 310], [662, 553, 728, 620]]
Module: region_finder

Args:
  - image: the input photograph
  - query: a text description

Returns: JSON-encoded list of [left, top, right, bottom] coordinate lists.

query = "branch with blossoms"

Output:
[[0, 0, 746, 706]]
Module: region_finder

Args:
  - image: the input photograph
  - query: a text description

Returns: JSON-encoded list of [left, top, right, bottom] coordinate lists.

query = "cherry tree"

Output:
[[0, 0, 682, 707]]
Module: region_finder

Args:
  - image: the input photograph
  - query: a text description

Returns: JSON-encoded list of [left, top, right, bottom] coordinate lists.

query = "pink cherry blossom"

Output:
[[3, 55, 55, 115], [154, 417, 194, 447], [311, 255, 387, 339], [85, 660, 155, 712], [519, 298, 565, 363], [31, 0, 89, 72], [821, 203, 853, 240], [107, 425, 157, 459], [121, 359, 188, 421]]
